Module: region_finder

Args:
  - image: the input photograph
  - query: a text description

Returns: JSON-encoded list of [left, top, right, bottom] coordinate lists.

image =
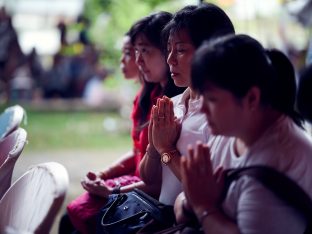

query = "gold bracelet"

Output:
[[198, 208, 219, 225]]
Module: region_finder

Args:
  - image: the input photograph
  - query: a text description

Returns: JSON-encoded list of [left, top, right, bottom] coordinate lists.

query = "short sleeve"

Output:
[[224, 176, 306, 234]]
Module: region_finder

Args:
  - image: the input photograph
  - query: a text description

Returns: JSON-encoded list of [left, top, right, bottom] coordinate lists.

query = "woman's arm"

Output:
[[98, 150, 136, 179], [152, 96, 182, 179], [174, 192, 238, 234], [120, 180, 160, 199], [82, 177, 160, 198], [82, 150, 137, 195], [180, 142, 240, 234], [139, 143, 162, 193], [138, 102, 163, 193]]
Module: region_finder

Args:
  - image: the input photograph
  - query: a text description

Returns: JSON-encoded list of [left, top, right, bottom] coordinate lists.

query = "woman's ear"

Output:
[[245, 86, 261, 111]]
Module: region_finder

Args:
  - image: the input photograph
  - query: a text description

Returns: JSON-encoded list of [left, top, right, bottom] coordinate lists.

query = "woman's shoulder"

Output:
[[276, 116, 312, 153], [171, 88, 190, 105]]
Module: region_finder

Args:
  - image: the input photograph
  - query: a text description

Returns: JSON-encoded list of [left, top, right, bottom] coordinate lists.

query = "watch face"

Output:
[[162, 153, 170, 164]]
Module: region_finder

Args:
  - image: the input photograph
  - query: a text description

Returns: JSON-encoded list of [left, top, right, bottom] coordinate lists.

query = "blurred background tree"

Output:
[[0, 0, 311, 103], [84, 0, 198, 71], [73, 0, 312, 76]]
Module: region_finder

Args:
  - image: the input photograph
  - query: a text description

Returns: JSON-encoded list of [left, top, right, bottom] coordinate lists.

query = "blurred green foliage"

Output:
[[83, 0, 198, 70]]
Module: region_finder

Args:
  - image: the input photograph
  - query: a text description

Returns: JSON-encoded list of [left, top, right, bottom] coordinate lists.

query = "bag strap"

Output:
[[134, 188, 175, 223], [101, 194, 147, 227], [101, 194, 124, 226], [223, 166, 312, 232]]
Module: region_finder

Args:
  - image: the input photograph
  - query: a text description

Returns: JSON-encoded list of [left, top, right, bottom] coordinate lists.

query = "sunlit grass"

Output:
[[19, 110, 132, 151]]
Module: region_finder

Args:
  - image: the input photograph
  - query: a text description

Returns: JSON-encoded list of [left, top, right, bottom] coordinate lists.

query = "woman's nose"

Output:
[[136, 52, 144, 66], [167, 51, 177, 66], [120, 54, 125, 64]]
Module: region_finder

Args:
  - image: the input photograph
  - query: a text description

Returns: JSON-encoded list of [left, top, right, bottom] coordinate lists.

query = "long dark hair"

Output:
[[129, 11, 185, 124], [297, 64, 312, 124], [162, 3, 235, 50], [191, 34, 303, 127]]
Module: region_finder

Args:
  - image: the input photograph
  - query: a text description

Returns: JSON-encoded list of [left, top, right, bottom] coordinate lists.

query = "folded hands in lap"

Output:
[[81, 171, 112, 198]]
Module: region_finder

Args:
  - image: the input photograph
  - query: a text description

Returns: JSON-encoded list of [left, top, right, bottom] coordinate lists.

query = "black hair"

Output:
[[297, 64, 312, 123], [128, 11, 185, 124], [191, 34, 303, 127], [267, 49, 303, 126], [124, 31, 130, 37], [162, 2, 235, 49], [130, 11, 172, 53]]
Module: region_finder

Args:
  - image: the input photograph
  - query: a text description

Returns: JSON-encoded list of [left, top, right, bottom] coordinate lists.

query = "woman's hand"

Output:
[[180, 142, 225, 216], [152, 96, 181, 154], [174, 192, 195, 224], [97, 170, 111, 180], [81, 171, 112, 198]]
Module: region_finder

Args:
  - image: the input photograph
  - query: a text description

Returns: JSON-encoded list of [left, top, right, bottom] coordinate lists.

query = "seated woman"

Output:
[[139, 2, 235, 207], [81, 33, 142, 195], [176, 34, 312, 234], [60, 12, 185, 234]]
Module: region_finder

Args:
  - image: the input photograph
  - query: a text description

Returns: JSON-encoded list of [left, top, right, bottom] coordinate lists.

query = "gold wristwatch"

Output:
[[161, 149, 178, 165]]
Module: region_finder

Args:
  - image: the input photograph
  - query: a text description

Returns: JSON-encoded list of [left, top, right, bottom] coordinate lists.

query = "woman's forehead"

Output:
[[168, 29, 191, 43], [134, 34, 151, 46], [122, 37, 133, 48]]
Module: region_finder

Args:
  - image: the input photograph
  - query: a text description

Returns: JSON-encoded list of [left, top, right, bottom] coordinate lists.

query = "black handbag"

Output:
[[96, 188, 175, 234]]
